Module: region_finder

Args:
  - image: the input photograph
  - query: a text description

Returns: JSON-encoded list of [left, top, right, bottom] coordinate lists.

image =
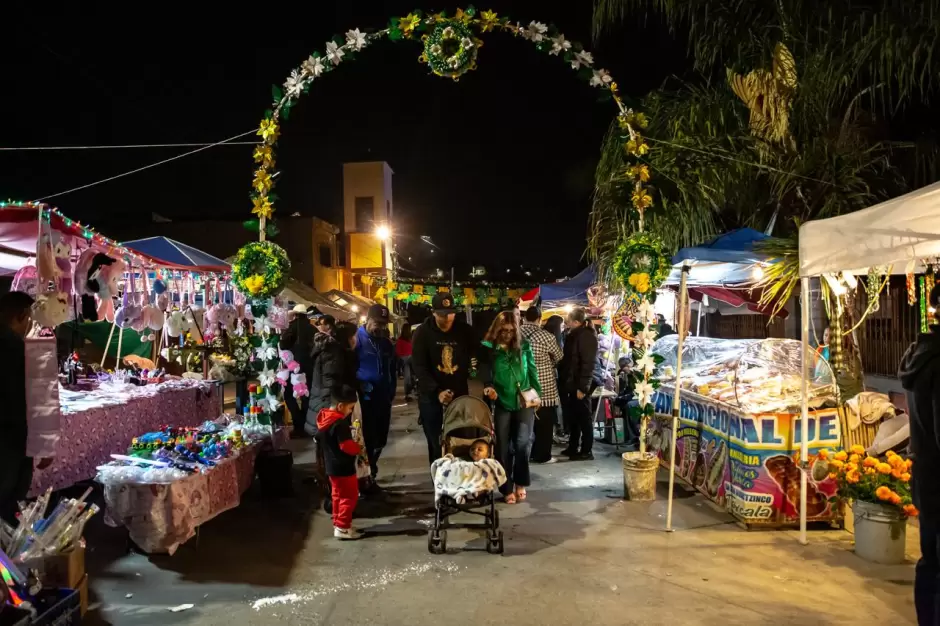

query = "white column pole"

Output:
[[800, 277, 810, 545], [666, 264, 690, 532]]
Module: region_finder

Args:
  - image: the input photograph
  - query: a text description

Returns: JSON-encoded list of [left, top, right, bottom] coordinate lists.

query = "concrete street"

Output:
[[82, 399, 918, 625]]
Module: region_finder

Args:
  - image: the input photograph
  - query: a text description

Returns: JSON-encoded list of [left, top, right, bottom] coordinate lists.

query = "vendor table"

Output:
[[30, 380, 220, 496], [101, 433, 283, 554], [651, 384, 842, 527]]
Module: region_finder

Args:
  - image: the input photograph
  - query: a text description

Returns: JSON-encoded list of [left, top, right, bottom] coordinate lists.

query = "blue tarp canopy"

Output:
[[122, 237, 230, 273], [666, 228, 771, 287], [539, 266, 596, 305], [672, 228, 770, 265]]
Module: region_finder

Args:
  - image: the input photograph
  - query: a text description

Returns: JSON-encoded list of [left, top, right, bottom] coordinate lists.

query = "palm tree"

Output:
[[588, 0, 940, 394]]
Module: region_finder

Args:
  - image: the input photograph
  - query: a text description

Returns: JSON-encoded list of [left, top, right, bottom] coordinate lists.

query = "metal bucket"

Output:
[[853, 500, 907, 564], [622, 452, 659, 501]]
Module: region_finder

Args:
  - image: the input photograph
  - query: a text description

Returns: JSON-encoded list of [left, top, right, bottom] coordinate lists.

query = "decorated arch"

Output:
[[233, 7, 664, 435]]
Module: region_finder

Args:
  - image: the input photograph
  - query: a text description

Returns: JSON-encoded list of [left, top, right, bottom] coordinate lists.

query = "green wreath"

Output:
[[613, 232, 671, 300], [232, 241, 291, 300], [420, 21, 481, 80]]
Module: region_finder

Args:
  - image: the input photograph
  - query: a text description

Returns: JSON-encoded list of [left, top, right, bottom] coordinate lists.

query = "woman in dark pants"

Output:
[[479, 311, 542, 504], [280, 305, 315, 435]]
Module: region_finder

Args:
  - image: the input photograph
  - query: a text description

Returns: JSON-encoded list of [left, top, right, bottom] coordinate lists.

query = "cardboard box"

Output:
[[77, 573, 88, 616], [24, 544, 85, 589]]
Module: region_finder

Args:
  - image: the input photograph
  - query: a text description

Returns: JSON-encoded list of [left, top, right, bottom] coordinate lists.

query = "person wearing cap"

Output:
[[281, 303, 316, 437], [412, 292, 478, 465], [355, 304, 396, 482], [559, 306, 599, 461]]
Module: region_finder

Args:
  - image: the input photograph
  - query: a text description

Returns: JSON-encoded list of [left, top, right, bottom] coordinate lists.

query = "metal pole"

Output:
[[799, 277, 810, 545], [666, 264, 690, 532], [450, 266, 454, 293]]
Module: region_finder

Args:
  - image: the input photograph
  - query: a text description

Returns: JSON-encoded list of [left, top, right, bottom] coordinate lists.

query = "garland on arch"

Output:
[[385, 282, 528, 309]]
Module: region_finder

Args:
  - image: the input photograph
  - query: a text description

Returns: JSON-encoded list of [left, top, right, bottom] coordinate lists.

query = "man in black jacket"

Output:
[[282, 304, 315, 436], [304, 326, 346, 437], [900, 284, 940, 625], [0, 291, 51, 524], [412, 293, 477, 464], [559, 307, 599, 460]]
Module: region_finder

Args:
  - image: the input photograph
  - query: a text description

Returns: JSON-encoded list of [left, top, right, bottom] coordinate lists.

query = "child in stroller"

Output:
[[428, 396, 507, 555]]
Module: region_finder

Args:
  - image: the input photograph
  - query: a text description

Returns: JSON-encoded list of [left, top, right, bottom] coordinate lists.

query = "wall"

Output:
[[311, 217, 340, 293]]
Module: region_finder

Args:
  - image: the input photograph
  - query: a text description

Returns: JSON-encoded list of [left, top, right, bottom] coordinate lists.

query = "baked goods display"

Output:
[[653, 336, 837, 414]]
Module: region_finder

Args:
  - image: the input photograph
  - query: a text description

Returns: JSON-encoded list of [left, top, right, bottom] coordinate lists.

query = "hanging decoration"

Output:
[[420, 18, 483, 80], [231, 241, 290, 300], [907, 272, 917, 306], [386, 282, 528, 309], [920, 275, 929, 334], [865, 266, 882, 313], [612, 232, 671, 303]]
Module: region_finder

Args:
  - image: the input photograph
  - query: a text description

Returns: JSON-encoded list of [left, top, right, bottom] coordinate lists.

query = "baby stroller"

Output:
[[428, 396, 504, 555]]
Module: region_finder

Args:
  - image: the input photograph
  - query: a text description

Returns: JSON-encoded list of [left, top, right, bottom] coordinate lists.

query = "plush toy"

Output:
[[11, 265, 39, 297], [31, 292, 70, 328], [165, 310, 185, 338], [74, 250, 124, 321], [290, 372, 309, 398], [115, 292, 143, 330], [36, 228, 58, 284], [50, 231, 72, 294]]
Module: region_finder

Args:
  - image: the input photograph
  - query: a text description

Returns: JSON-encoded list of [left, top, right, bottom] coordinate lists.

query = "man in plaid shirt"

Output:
[[521, 307, 563, 463]]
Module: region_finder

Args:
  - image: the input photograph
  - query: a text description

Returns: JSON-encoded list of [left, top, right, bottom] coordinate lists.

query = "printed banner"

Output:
[[651, 385, 841, 525]]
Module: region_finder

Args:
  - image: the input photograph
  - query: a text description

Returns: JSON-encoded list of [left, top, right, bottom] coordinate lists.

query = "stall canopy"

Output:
[[281, 280, 355, 321], [539, 266, 596, 307], [122, 237, 230, 273], [667, 228, 771, 287], [799, 180, 940, 277]]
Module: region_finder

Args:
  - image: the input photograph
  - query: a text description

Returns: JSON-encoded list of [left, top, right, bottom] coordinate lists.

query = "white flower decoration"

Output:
[[254, 345, 278, 361], [461, 37, 474, 49], [571, 50, 595, 70], [430, 44, 442, 55], [590, 68, 613, 87], [634, 380, 655, 408], [326, 41, 345, 66], [302, 55, 325, 78], [284, 69, 305, 97], [263, 393, 281, 413], [638, 300, 657, 325], [636, 327, 658, 349], [550, 34, 571, 56], [345, 28, 368, 51], [636, 352, 657, 376], [254, 315, 272, 334], [442, 26, 455, 38], [525, 21, 548, 42], [258, 370, 276, 388]]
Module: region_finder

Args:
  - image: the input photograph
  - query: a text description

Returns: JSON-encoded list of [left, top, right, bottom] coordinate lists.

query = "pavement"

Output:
[[79, 397, 919, 625]]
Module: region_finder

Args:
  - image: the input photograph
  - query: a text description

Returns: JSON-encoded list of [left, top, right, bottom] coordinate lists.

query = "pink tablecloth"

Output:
[[102, 442, 263, 555], [29, 382, 220, 496]]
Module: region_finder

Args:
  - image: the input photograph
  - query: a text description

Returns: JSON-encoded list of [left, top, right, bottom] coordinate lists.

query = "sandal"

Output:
[[504, 493, 517, 504], [515, 487, 527, 502]]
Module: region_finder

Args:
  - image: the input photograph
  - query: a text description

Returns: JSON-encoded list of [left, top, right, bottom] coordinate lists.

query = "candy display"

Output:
[[653, 335, 838, 414], [648, 335, 844, 527]]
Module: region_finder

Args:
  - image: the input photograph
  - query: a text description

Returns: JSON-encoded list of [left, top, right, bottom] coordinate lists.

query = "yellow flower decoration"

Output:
[[628, 272, 651, 294], [253, 145, 274, 167], [862, 456, 878, 468], [848, 453, 860, 464], [243, 275, 265, 295], [455, 8, 472, 23], [632, 188, 653, 211], [627, 164, 651, 183], [252, 196, 273, 220], [480, 9, 499, 32], [876, 462, 893, 475], [850, 444, 866, 456], [828, 459, 844, 470], [816, 449, 829, 460], [846, 470, 861, 484], [833, 450, 848, 462], [258, 118, 280, 144], [625, 136, 649, 156], [399, 13, 421, 36], [252, 170, 273, 194]]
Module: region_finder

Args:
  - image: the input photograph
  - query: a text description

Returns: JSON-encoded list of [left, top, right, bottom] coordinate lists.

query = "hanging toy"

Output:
[[907, 272, 917, 306], [31, 292, 70, 328]]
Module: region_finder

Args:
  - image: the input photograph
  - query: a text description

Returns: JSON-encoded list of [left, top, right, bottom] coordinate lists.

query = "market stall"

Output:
[[0, 202, 227, 496], [96, 413, 286, 554], [649, 335, 841, 526], [796, 179, 940, 542]]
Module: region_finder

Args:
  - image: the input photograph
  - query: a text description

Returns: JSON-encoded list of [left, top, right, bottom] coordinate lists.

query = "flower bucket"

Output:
[[622, 451, 658, 501], [853, 500, 907, 564]]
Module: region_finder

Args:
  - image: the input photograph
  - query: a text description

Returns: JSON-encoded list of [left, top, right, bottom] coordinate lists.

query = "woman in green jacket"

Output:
[[480, 310, 542, 504]]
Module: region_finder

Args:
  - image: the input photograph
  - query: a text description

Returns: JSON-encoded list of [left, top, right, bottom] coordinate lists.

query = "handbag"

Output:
[[511, 352, 541, 408]]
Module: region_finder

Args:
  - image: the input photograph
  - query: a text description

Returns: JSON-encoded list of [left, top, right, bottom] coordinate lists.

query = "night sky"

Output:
[[4, 2, 687, 280]]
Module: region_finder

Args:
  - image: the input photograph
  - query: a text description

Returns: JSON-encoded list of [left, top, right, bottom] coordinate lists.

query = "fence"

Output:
[[853, 276, 920, 378]]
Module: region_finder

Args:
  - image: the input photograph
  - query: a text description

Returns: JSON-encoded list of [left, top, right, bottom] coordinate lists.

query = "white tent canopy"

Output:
[[799, 180, 940, 277]]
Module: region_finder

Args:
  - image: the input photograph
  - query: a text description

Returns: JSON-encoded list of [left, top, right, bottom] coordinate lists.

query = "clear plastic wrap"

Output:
[[652, 335, 837, 414]]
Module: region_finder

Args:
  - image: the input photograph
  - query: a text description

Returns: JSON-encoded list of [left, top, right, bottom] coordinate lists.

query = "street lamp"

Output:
[[374, 224, 391, 241]]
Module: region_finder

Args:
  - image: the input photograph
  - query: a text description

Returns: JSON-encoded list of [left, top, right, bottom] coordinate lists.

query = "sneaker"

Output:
[[334, 526, 362, 540], [572, 452, 595, 461], [531, 457, 557, 465]]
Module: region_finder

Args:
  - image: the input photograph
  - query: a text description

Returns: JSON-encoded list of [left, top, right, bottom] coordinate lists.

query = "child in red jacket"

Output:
[[316, 384, 364, 540]]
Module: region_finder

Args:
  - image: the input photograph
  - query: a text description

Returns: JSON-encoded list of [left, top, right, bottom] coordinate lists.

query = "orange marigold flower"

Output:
[[834, 450, 848, 462], [875, 486, 892, 501], [905, 459, 914, 470], [885, 450, 897, 458], [828, 472, 838, 480], [891, 468, 904, 479], [845, 462, 858, 473], [864, 467, 876, 475], [850, 444, 866, 456], [817, 449, 830, 460], [862, 457, 879, 468], [829, 459, 844, 470], [889, 493, 902, 505], [904, 504, 919, 517], [846, 470, 861, 484], [876, 462, 893, 475], [848, 454, 860, 464], [889, 455, 905, 469], [901, 472, 911, 482]]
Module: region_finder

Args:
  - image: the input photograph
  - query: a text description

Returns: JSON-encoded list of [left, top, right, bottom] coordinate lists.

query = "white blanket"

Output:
[[431, 454, 507, 504]]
